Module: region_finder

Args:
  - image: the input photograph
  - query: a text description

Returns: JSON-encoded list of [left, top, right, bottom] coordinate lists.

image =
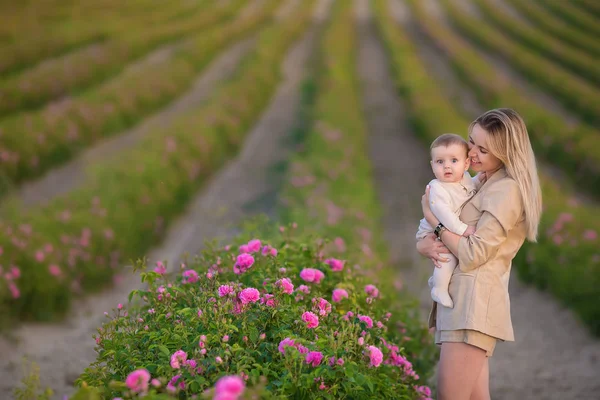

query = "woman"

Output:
[[417, 109, 542, 400]]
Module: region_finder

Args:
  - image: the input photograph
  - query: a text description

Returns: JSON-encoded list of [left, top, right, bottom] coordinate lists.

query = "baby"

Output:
[[416, 133, 483, 308]]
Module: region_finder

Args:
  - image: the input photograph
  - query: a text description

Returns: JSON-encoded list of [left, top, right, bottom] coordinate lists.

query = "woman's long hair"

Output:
[[469, 108, 542, 242]]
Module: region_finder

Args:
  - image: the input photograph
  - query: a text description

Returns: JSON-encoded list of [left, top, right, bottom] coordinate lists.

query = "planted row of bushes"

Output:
[[439, 0, 600, 126], [572, 0, 600, 18], [535, 0, 600, 38], [61, 3, 436, 398], [0, 1, 240, 115], [472, 0, 599, 87], [373, 0, 600, 336], [405, 0, 600, 199], [0, 0, 191, 76], [0, 0, 314, 327], [0, 1, 277, 188], [504, 0, 600, 58]]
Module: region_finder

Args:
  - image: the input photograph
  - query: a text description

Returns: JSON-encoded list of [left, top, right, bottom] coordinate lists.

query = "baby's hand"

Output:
[[463, 225, 476, 237], [475, 171, 487, 183]]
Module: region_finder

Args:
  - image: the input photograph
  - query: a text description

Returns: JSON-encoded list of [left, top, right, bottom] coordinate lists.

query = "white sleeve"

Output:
[[429, 182, 469, 235]]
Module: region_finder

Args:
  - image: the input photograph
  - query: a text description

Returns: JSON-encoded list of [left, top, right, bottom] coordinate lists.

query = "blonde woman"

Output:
[[417, 109, 542, 400]]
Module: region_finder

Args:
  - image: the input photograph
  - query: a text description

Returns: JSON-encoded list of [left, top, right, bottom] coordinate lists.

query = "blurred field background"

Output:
[[0, 0, 599, 398]]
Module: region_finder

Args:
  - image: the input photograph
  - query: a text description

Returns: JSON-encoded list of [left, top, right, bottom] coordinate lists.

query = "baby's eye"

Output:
[[452, 159, 458, 163], [436, 160, 443, 164]]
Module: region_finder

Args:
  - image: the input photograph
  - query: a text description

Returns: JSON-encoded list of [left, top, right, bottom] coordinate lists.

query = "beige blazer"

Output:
[[428, 168, 526, 341]]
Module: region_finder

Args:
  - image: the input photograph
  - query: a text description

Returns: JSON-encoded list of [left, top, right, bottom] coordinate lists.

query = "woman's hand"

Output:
[[416, 234, 450, 268]]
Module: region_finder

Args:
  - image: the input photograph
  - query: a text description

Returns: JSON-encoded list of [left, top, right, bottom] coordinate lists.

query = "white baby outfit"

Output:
[[416, 172, 482, 308]]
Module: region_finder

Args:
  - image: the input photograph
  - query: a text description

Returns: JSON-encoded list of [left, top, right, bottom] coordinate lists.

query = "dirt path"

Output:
[[381, 1, 600, 398], [7, 1, 271, 210], [0, 0, 332, 397]]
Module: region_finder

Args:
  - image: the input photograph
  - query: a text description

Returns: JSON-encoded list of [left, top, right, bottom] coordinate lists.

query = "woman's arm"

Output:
[[423, 180, 524, 272]]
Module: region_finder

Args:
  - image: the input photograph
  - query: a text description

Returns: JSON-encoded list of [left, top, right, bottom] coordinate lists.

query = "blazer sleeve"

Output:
[[457, 179, 523, 272], [429, 181, 469, 236]]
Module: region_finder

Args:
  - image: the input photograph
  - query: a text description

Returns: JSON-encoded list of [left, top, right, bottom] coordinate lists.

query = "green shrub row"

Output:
[[535, 0, 600, 38], [572, 0, 600, 18], [0, 1, 275, 188], [56, 4, 436, 399], [0, 1, 241, 115], [472, 0, 599, 86], [373, 0, 600, 337], [504, 0, 600, 58], [438, 0, 600, 126], [405, 0, 600, 199], [0, 0, 314, 326], [0, 0, 194, 76]]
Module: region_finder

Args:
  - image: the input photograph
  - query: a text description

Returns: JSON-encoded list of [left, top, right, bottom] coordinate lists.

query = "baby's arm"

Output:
[[429, 182, 470, 236]]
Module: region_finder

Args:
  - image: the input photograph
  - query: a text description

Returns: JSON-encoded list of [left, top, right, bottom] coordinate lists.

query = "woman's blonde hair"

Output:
[[469, 108, 542, 242]]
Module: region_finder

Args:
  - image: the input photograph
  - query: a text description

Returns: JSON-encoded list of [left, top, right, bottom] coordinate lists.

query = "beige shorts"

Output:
[[435, 329, 497, 357]]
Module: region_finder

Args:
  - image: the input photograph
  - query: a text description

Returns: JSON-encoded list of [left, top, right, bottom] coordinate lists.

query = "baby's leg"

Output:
[[431, 253, 457, 308]]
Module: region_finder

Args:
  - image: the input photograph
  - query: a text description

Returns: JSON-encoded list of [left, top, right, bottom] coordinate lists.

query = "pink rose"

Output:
[[276, 278, 294, 294], [234, 253, 255, 274], [125, 369, 151, 393], [332, 288, 349, 302], [260, 293, 276, 307], [325, 258, 344, 272], [261, 245, 278, 257], [170, 350, 187, 369], [246, 239, 262, 253], [299, 268, 325, 284], [215, 375, 245, 399], [218, 285, 235, 297], [368, 345, 383, 367], [278, 337, 296, 354], [239, 288, 260, 304], [359, 315, 373, 329], [316, 298, 332, 316], [154, 261, 166, 275], [302, 311, 319, 329], [305, 351, 323, 367], [182, 269, 199, 284], [364, 284, 379, 298]]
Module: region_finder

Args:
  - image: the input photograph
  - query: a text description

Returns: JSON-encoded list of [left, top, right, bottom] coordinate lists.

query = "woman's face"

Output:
[[468, 124, 503, 174]]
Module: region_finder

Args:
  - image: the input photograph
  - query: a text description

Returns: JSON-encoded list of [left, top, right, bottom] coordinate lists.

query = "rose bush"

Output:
[[73, 232, 432, 399]]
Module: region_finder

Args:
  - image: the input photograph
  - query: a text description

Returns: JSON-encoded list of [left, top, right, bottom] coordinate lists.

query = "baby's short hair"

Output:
[[430, 133, 468, 156]]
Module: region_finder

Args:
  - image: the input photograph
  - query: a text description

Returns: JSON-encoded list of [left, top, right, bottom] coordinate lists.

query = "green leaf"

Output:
[[158, 345, 170, 356]]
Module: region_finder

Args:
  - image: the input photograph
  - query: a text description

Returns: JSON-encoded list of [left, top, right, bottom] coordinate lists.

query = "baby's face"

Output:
[[430, 144, 470, 183]]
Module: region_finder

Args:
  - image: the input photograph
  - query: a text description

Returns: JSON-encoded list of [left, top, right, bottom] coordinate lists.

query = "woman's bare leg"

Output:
[[437, 343, 487, 400], [470, 357, 490, 400]]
